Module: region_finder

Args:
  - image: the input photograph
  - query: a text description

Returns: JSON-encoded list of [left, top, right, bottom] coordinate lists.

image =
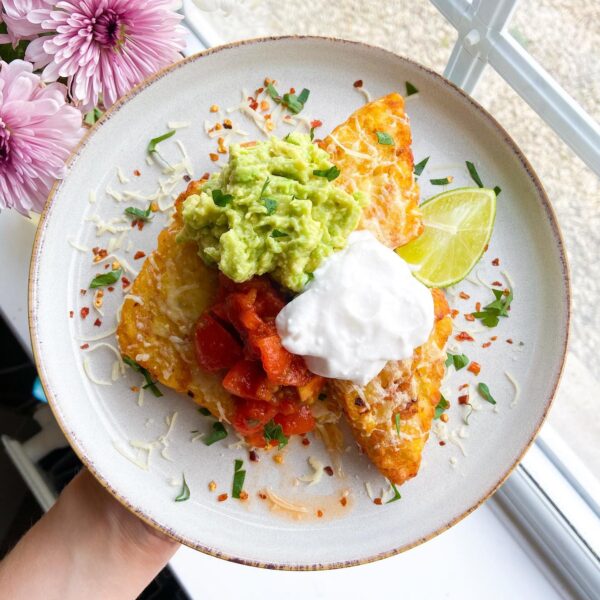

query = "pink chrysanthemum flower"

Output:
[[0, 60, 84, 214], [26, 0, 186, 112], [0, 1, 51, 45]]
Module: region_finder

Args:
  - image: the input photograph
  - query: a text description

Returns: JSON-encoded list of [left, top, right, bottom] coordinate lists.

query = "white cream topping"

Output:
[[276, 230, 434, 385]]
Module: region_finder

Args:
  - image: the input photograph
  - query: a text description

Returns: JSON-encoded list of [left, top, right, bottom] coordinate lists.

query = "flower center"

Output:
[[0, 119, 10, 164], [94, 9, 126, 48]]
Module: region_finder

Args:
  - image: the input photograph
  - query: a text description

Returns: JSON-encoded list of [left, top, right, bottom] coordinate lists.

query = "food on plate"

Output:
[[116, 91, 495, 490]]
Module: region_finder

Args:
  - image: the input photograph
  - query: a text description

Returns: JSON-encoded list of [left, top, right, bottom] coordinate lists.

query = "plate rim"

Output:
[[28, 34, 571, 570]]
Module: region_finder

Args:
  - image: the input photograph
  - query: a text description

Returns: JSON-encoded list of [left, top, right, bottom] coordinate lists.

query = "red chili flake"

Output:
[[69, 310, 74, 318], [324, 466, 334, 477], [80, 307, 90, 319], [122, 276, 131, 288], [492, 258, 500, 266], [80, 343, 89, 350], [217, 493, 228, 502], [459, 291, 470, 300], [133, 169, 141, 177], [247, 97, 258, 111], [201, 172, 210, 180], [301, 437, 310, 446], [92, 246, 99, 254], [310, 119, 323, 129], [183, 174, 191, 182], [133, 250, 146, 260], [482, 342, 492, 348], [459, 383, 469, 390], [93, 318, 102, 327], [256, 86, 264, 94], [258, 492, 267, 500], [316, 509, 323, 518], [353, 79, 363, 88], [439, 441, 446, 446], [458, 394, 470, 405], [137, 220, 144, 231], [249, 450, 258, 462], [340, 497, 348, 507], [467, 361, 481, 375], [104, 264, 110, 269], [107, 286, 114, 292], [455, 331, 474, 342], [484, 243, 489, 251], [373, 498, 383, 505], [506, 338, 514, 344], [491, 281, 503, 287], [131, 220, 137, 228], [475, 302, 482, 312], [450, 309, 460, 319], [464, 314, 475, 322], [491, 336, 498, 341], [80, 289, 87, 295], [289, 87, 296, 94], [239, 491, 249, 501]]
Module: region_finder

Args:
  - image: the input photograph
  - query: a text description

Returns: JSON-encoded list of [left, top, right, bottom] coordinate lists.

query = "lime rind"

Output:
[[396, 187, 497, 288]]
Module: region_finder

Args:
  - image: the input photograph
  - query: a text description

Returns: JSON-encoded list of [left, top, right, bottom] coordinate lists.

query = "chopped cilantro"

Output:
[[478, 382, 496, 405], [232, 459, 246, 499], [124, 205, 153, 222], [405, 81, 419, 96], [313, 166, 340, 181], [147, 129, 176, 154], [434, 395, 450, 419], [271, 229, 288, 238], [473, 287, 513, 328], [264, 419, 288, 449], [386, 482, 402, 503], [90, 268, 122, 289], [122, 355, 163, 397], [445, 352, 469, 371], [413, 156, 429, 177], [175, 473, 190, 502], [204, 422, 228, 446], [212, 189, 233, 207], [375, 131, 394, 145]]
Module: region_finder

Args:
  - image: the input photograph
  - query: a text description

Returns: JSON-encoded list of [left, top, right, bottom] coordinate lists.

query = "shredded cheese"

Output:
[[505, 371, 520, 407], [68, 238, 89, 252], [298, 456, 325, 485], [168, 120, 191, 130], [117, 167, 130, 184], [112, 441, 149, 470], [264, 489, 308, 513], [356, 86, 372, 103], [88, 189, 97, 204]]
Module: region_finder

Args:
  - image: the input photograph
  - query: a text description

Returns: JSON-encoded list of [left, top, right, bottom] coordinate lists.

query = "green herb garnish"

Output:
[[204, 422, 228, 446], [430, 177, 452, 186], [232, 459, 246, 499], [122, 355, 163, 397], [264, 419, 288, 449], [478, 382, 496, 405], [124, 205, 153, 222], [466, 160, 484, 188], [493, 185, 502, 196], [310, 126, 316, 141], [265, 198, 278, 215], [473, 287, 513, 328], [386, 482, 402, 503], [394, 413, 401, 436], [405, 81, 419, 96], [266, 82, 280, 101], [313, 166, 340, 181], [283, 88, 310, 114], [375, 131, 394, 145], [434, 395, 450, 420], [445, 352, 469, 370], [84, 107, 103, 125], [198, 407, 211, 416], [175, 473, 190, 502], [463, 403, 473, 425], [212, 189, 233, 207], [90, 268, 122, 289], [271, 229, 288, 238], [413, 156, 429, 177], [147, 129, 176, 154]]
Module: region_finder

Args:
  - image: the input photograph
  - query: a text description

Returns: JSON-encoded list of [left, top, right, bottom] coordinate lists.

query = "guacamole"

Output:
[[178, 133, 367, 292]]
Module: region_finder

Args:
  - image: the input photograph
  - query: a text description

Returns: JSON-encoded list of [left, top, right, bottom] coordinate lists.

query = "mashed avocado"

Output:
[[178, 133, 367, 292]]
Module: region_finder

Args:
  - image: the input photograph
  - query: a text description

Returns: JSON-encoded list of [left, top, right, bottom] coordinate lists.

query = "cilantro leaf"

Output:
[[90, 268, 122, 289], [445, 352, 469, 370], [385, 482, 402, 503], [232, 459, 246, 499], [122, 355, 163, 397], [473, 287, 513, 328], [175, 474, 190, 502], [375, 131, 394, 145], [212, 189, 233, 207], [434, 395, 450, 419], [313, 166, 340, 181], [478, 382, 496, 405], [124, 205, 153, 222], [405, 81, 419, 96], [204, 422, 228, 446], [264, 419, 288, 449], [147, 129, 176, 154], [414, 156, 429, 177]]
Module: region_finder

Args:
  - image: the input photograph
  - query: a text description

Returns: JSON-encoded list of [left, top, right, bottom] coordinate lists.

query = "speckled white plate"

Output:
[[29, 37, 569, 570]]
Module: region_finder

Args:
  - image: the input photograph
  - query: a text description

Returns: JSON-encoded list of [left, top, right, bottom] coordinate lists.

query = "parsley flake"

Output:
[[264, 420, 288, 449], [386, 482, 402, 503], [90, 268, 122, 289], [147, 129, 176, 154], [478, 382, 496, 405], [212, 189, 233, 207], [434, 395, 450, 420], [473, 287, 513, 328], [375, 131, 394, 145], [405, 81, 419, 96], [232, 459, 246, 499], [204, 422, 228, 446], [122, 355, 163, 397], [413, 156, 430, 177], [445, 352, 469, 371], [313, 166, 340, 181], [175, 473, 190, 502]]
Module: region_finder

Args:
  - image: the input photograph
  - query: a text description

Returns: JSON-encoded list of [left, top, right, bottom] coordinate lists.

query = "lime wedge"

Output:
[[396, 187, 497, 288]]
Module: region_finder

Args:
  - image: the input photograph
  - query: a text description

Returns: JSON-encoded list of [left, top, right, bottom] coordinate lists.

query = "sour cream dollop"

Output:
[[275, 230, 434, 385]]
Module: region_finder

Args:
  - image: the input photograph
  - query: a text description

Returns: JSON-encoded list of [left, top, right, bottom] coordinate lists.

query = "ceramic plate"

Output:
[[30, 37, 569, 569]]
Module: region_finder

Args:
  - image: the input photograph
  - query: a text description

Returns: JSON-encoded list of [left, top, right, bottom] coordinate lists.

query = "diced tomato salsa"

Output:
[[194, 275, 321, 447]]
